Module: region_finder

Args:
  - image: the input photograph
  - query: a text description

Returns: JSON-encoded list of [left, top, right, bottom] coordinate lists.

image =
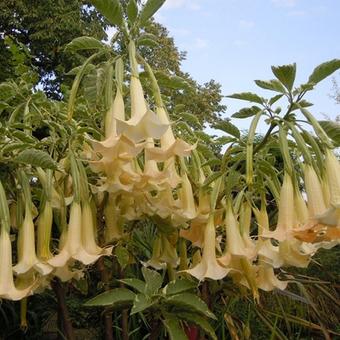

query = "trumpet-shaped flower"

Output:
[[48, 201, 112, 268], [0, 228, 33, 300], [13, 206, 52, 276], [185, 215, 230, 281]]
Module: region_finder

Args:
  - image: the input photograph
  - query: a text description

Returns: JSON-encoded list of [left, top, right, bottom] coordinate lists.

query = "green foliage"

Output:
[[90, 0, 124, 27]]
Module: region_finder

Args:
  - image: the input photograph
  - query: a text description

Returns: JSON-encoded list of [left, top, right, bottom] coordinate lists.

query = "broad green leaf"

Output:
[[269, 94, 284, 105], [254, 79, 286, 93], [84, 288, 135, 307], [162, 316, 187, 340], [90, 0, 123, 27], [214, 136, 235, 145], [271, 63, 296, 91], [179, 112, 201, 127], [212, 120, 240, 138], [318, 120, 340, 146], [142, 267, 163, 296], [67, 52, 102, 119], [232, 106, 261, 119], [227, 92, 264, 104], [137, 37, 159, 48], [179, 312, 217, 340], [201, 159, 221, 167], [166, 293, 216, 319], [195, 130, 212, 143], [155, 72, 191, 90], [15, 149, 57, 170], [11, 130, 36, 144], [140, 0, 166, 26], [84, 67, 106, 108], [127, 0, 138, 23], [130, 294, 154, 315], [66, 37, 106, 51], [308, 59, 340, 85], [115, 245, 130, 270], [163, 279, 197, 296], [119, 278, 146, 294], [291, 99, 313, 110], [203, 171, 223, 188], [0, 101, 9, 113]]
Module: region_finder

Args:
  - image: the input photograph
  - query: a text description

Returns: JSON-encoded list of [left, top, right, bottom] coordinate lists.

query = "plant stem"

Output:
[[118, 263, 129, 340], [97, 257, 114, 340], [51, 278, 76, 340]]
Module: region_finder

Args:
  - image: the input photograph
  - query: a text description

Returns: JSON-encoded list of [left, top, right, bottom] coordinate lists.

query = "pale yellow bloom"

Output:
[[185, 215, 230, 281], [14, 207, 52, 276]]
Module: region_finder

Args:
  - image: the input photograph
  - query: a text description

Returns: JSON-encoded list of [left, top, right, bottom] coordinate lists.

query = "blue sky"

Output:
[[154, 0, 340, 133]]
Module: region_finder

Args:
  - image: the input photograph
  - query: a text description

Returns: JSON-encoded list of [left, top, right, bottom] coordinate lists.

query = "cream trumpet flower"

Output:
[[293, 164, 340, 248], [104, 194, 123, 242], [0, 180, 34, 300], [261, 173, 295, 242], [37, 200, 53, 261], [177, 172, 197, 220], [253, 204, 283, 268], [256, 265, 287, 292], [0, 229, 33, 300], [316, 149, 340, 227], [185, 215, 230, 281], [239, 201, 256, 256], [146, 185, 181, 221], [104, 81, 124, 139], [115, 42, 168, 143], [48, 201, 112, 268], [218, 201, 255, 264], [144, 236, 166, 270], [76, 201, 113, 263], [145, 106, 195, 162], [13, 204, 53, 276]]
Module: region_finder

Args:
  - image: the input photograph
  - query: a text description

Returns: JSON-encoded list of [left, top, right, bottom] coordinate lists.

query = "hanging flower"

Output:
[[185, 215, 229, 281]]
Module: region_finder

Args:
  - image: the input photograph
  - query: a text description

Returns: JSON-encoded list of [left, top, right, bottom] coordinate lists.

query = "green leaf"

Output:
[[127, 0, 138, 23], [142, 267, 163, 296], [84, 67, 106, 107], [179, 312, 217, 340], [162, 316, 187, 340], [115, 245, 130, 270], [90, 0, 123, 27], [318, 120, 340, 146], [232, 106, 261, 119], [202, 171, 223, 188], [163, 279, 197, 296], [130, 294, 154, 315], [0, 101, 9, 114], [166, 293, 216, 319], [137, 37, 159, 48], [271, 63, 296, 91], [227, 92, 264, 104], [254, 79, 286, 93], [119, 278, 146, 294], [66, 37, 106, 51], [212, 120, 240, 138], [140, 0, 166, 26], [155, 71, 191, 90], [15, 149, 57, 170], [213, 136, 235, 145], [84, 288, 135, 307], [179, 112, 201, 127], [308, 59, 340, 85], [269, 94, 284, 105]]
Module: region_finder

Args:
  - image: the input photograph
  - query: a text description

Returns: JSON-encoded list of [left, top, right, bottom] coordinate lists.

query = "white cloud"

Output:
[[239, 20, 255, 29], [194, 38, 208, 49], [271, 0, 297, 7], [163, 0, 201, 10]]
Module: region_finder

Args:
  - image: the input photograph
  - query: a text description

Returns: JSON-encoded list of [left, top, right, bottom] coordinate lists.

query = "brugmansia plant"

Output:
[[0, 0, 339, 339]]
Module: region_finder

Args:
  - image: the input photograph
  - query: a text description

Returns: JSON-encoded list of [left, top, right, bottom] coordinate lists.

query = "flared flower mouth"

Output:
[[185, 215, 230, 281]]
